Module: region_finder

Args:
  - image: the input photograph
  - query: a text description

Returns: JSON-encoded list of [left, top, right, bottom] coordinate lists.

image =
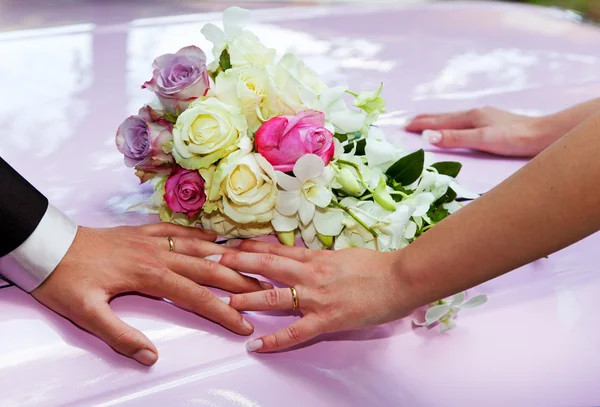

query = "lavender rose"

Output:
[[142, 46, 210, 113], [116, 105, 173, 183], [164, 166, 207, 218]]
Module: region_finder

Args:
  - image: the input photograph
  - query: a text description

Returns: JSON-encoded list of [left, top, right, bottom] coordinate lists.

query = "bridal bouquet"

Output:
[[116, 7, 486, 331]]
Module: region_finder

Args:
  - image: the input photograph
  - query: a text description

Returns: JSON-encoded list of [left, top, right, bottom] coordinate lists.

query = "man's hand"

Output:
[[31, 223, 270, 366]]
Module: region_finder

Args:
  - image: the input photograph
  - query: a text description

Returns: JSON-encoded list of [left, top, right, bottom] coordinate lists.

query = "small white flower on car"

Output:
[[414, 292, 488, 332]]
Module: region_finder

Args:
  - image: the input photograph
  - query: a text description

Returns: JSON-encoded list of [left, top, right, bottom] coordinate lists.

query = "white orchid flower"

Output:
[[299, 86, 367, 134], [272, 155, 335, 232], [414, 292, 488, 332], [365, 126, 405, 172]]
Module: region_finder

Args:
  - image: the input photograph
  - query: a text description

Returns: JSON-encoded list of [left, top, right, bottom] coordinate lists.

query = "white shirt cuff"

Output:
[[0, 204, 78, 292]]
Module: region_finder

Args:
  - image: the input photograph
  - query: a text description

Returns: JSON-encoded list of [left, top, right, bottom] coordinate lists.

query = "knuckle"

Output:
[[259, 253, 277, 268], [265, 334, 280, 350], [264, 289, 281, 307], [194, 287, 214, 304], [285, 325, 302, 343]]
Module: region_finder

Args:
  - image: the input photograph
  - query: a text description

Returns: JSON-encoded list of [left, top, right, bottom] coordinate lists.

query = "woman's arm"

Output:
[[404, 98, 600, 157], [397, 111, 600, 308], [218, 112, 600, 353]]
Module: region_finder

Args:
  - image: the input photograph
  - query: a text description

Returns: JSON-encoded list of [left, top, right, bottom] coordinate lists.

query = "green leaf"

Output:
[[334, 133, 348, 143], [434, 187, 457, 206], [219, 49, 232, 72], [431, 161, 462, 178], [385, 149, 425, 186], [343, 138, 366, 155], [427, 205, 450, 223]]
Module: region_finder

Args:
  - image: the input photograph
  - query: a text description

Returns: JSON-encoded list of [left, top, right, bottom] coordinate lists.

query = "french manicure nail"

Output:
[[219, 296, 231, 305], [243, 319, 254, 331], [259, 281, 274, 290], [246, 339, 263, 352], [133, 349, 158, 366], [205, 254, 223, 263], [423, 129, 442, 144], [224, 239, 243, 248]]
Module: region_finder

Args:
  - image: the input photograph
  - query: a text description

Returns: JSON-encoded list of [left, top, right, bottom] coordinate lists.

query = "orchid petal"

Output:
[[439, 318, 456, 333], [450, 181, 479, 200], [403, 221, 417, 240], [313, 208, 345, 236], [449, 292, 466, 307], [425, 304, 450, 325], [460, 294, 488, 309], [276, 171, 302, 191], [276, 190, 301, 216], [272, 211, 299, 232], [298, 197, 315, 225], [293, 154, 325, 184], [305, 185, 333, 208]]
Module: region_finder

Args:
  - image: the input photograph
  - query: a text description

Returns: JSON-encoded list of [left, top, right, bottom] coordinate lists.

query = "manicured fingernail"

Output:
[[243, 319, 254, 331], [246, 339, 263, 352], [259, 281, 274, 290], [219, 296, 231, 305], [133, 349, 158, 366], [423, 130, 442, 144], [224, 239, 243, 248], [205, 254, 223, 263]]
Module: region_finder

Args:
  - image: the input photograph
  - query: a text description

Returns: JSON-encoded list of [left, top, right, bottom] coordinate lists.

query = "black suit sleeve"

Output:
[[0, 157, 48, 257]]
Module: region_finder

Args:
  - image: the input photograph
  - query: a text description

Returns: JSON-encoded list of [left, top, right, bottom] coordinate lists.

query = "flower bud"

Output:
[[317, 233, 334, 248], [373, 177, 396, 211], [277, 231, 296, 246], [336, 168, 361, 195]]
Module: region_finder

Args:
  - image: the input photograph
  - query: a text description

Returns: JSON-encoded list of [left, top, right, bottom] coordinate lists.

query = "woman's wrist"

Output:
[[386, 249, 426, 315]]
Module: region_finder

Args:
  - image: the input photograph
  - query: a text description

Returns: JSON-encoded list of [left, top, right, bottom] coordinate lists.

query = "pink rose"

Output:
[[164, 166, 207, 218], [142, 46, 210, 113], [116, 105, 174, 183], [255, 110, 335, 172]]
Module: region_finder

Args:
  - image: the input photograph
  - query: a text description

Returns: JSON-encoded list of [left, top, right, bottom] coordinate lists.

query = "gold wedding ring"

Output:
[[290, 287, 299, 310], [167, 236, 175, 252]]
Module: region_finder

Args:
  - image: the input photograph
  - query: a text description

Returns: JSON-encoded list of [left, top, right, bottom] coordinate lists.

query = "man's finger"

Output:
[[75, 301, 158, 366], [219, 252, 305, 285], [228, 287, 306, 311], [230, 239, 314, 262], [146, 270, 254, 336], [423, 128, 487, 150], [140, 222, 217, 241], [151, 237, 233, 257], [246, 315, 323, 353], [161, 252, 271, 293]]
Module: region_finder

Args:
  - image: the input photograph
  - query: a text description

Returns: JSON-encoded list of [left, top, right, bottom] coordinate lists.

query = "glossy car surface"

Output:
[[1, 1, 599, 406]]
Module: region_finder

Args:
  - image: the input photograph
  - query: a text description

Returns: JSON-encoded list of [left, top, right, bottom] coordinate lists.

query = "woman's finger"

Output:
[[161, 251, 271, 293], [229, 239, 314, 262], [423, 128, 487, 150], [74, 300, 158, 366], [140, 222, 217, 241], [219, 251, 305, 285], [145, 270, 254, 336], [246, 314, 324, 353], [405, 110, 476, 132], [228, 286, 306, 311]]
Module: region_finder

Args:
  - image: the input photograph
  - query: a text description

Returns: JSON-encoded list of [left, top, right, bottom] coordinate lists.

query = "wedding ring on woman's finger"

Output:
[[290, 286, 299, 310], [167, 236, 175, 253]]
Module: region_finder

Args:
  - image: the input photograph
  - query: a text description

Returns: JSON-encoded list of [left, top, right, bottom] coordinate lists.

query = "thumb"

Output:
[[76, 301, 158, 366], [422, 128, 487, 150]]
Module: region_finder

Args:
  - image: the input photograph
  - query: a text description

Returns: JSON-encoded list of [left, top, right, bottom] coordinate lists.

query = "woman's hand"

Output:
[[217, 240, 413, 353], [404, 107, 555, 157], [31, 223, 271, 366]]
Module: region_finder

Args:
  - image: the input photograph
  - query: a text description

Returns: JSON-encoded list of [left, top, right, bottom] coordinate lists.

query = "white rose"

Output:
[[172, 97, 248, 169], [204, 145, 278, 226], [267, 53, 328, 115], [201, 7, 276, 70], [201, 211, 274, 238], [214, 66, 277, 132]]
